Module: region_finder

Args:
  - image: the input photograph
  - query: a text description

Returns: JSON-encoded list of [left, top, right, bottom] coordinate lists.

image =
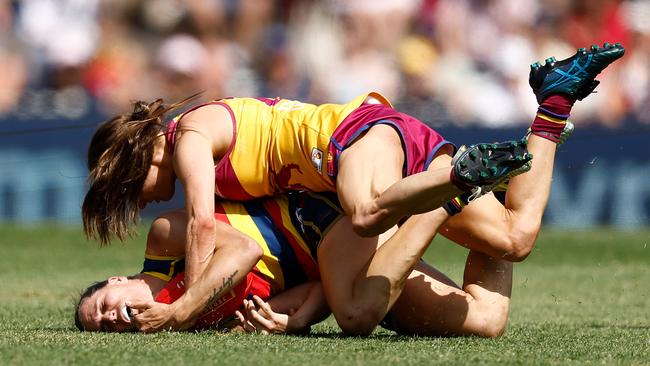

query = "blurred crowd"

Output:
[[1, 0, 649, 127]]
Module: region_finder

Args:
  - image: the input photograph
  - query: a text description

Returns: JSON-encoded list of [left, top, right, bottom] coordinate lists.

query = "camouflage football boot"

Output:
[[529, 43, 625, 104], [451, 139, 533, 201]]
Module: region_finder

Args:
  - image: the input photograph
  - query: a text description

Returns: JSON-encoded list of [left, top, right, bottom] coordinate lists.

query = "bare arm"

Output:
[[131, 220, 263, 332], [174, 129, 218, 288], [172, 105, 233, 288], [170, 220, 263, 328]]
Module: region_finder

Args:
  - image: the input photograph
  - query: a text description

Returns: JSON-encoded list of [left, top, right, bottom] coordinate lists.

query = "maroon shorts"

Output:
[[326, 104, 455, 180]]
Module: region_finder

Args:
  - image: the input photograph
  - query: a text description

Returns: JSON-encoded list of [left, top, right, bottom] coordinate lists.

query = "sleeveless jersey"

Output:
[[165, 92, 392, 200]]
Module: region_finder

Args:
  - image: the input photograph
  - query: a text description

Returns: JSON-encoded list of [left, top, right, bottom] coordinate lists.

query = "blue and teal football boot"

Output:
[[529, 43, 625, 104]]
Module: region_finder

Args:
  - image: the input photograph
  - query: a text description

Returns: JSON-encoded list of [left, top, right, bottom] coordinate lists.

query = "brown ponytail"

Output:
[[82, 93, 201, 245]]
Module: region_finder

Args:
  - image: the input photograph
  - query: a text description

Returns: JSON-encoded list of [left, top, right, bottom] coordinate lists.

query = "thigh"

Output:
[[439, 193, 513, 256], [317, 216, 397, 314], [335, 124, 404, 215]]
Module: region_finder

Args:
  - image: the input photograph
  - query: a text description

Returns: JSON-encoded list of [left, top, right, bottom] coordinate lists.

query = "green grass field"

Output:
[[1, 225, 648, 365]]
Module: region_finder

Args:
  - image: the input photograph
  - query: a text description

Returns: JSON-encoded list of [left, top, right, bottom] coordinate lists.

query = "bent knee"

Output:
[[148, 216, 173, 244], [146, 211, 186, 255], [351, 219, 382, 238], [334, 307, 381, 337], [501, 222, 541, 262], [510, 225, 541, 261]]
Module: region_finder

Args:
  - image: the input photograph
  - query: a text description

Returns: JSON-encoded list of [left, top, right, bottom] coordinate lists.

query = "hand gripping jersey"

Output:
[[165, 92, 453, 201]]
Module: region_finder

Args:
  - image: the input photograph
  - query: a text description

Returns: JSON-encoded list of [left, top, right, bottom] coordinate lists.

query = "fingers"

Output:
[[126, 300, 152, 311], [235, 310, 245, 324], [130, 304, 171, 333], [243, 299, 274, 333], [235, 309, 257, 333], [252, 295, 274, 317]]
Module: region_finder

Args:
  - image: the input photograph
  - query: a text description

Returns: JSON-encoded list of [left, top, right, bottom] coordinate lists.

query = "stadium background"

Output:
[[0, 0, 648, 229]]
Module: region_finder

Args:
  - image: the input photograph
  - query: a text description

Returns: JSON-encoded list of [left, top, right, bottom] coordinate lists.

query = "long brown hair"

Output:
[[82, 94, 200, 245]]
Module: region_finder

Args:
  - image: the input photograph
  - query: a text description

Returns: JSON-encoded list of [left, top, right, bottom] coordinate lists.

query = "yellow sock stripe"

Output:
[[142, 271, 173, 282], [536, 112, 567, 124], [143, 254, 183, 261], [220, 201, 284, 291], [453, 196, 465, 208]]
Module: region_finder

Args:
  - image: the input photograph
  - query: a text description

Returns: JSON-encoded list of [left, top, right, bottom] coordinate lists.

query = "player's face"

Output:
[[78, 276, 148, 332], [139, 163, 175, 209], [138, 138, 175, 209]]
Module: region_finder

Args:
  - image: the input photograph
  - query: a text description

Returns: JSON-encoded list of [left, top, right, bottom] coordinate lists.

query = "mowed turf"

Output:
[[0, 224, 648, 365]]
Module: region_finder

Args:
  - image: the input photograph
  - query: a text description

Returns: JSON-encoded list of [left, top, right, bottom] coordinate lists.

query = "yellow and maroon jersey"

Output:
[[165, 92, 392, 200]]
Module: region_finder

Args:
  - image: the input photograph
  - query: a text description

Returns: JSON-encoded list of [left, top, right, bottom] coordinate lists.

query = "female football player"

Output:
[[76, 192, 512, 337], [81, 43, 624, 334]]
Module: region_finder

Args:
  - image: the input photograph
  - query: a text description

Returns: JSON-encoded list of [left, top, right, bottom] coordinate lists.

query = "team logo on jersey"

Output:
[[311, 147, 323, 174]]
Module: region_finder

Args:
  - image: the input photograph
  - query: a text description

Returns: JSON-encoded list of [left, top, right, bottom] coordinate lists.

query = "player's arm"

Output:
[[173, 120, 219, 288], [130, 219, 263, 332], [168, 219, 263, 329], [171, 105, 234, 288], [236, 282, 330, 334]]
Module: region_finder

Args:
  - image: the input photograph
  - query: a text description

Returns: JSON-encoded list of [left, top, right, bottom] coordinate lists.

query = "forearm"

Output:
[[177, 249, 254, 327], [184, 215, 217, 287], [174, 224, 263, 327]]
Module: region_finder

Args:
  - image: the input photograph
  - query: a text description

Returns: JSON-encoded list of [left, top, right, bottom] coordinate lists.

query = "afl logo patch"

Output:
[[310, 147, 323, 174]]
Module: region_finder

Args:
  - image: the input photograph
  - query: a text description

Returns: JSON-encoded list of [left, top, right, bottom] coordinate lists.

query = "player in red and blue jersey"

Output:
[[75, 193, 333, 332]]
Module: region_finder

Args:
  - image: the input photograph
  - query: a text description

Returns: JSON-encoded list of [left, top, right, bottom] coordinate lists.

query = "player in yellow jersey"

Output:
[[81, 44, 624, 333], [82, 90, 531, 286]]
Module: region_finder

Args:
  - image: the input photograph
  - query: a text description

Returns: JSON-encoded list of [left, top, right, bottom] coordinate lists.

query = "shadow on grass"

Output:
[[297, 332, 458, 341]]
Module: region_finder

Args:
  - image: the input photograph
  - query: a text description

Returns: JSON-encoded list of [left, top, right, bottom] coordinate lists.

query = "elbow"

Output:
[[477, 306, 510, 338], [191, 214, 217, 235], [241, 236, 263, 264], [350, 210, 390, 238]]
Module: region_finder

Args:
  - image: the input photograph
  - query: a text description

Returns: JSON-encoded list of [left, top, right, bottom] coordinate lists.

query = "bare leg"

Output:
[[317, 209, 449, 336], [388, 251, 512, 338], [336, 124, 461, 237], [146, 209, 188, 257], [441, 134, 556, 261]]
